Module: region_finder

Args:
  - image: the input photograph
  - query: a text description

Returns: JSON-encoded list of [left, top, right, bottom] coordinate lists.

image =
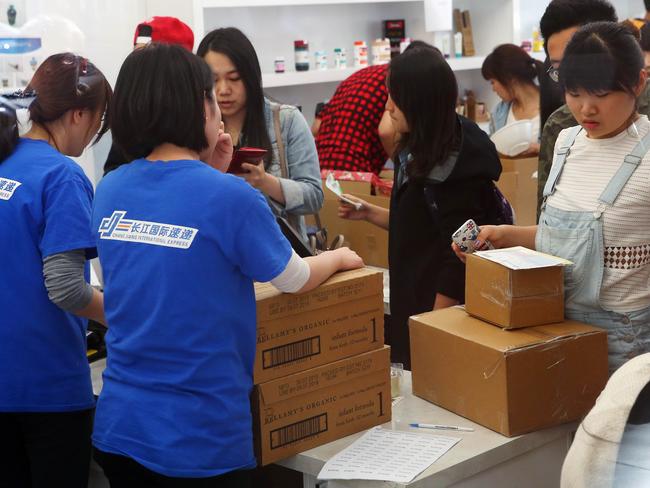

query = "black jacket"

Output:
[[388, 116, 502, 368]]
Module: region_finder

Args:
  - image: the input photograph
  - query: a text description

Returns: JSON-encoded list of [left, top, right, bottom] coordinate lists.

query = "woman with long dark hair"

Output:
[[482, 43, 544, 151], [339, 41, 507, 368], [91, 43, 361, 487], [460, 22, 650, 374], [0, 53, 111, 487], [197, 28, 322, 243]]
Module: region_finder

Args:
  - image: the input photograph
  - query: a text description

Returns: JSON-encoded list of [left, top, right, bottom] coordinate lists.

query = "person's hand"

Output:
[[337, 194, 370, 221], [241, 161, 273, 192], [332, 247, 364, 270], [209, 122, 234, 172], [451, 225, 507, 263]]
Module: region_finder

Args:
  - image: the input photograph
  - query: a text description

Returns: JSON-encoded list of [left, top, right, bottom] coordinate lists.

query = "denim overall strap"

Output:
[[542, 125, 582, 202], [598, 131, 650, 206]]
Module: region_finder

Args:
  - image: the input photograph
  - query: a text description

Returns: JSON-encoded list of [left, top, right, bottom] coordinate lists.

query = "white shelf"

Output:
[[203, 0, 417, 6], [263, 56, 490, 88]]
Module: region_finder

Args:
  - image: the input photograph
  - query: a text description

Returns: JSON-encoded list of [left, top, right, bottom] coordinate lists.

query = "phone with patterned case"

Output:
[[452, 219, 481, 253]]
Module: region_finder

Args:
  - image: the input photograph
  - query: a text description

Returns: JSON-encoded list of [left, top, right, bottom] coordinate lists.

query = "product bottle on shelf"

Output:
[[454, 32, 463, 58], [7, 4, 16, 26], [353, 40, 368, 69], [532, 29, 544, 52], [274, 56, 285, 73], [334, 48, 347, 69], [315, 50, 327, 71], [294, 40, 310, 71], [371, 38, 391, 65]]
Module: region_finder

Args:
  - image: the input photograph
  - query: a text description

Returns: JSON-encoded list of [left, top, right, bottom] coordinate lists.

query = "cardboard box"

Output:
[[254, 268, 384, 383], [310, 192, 390, 268], [496, 157, 538, 226], [465, 251, 564, 328], [253, 346, 392, 465], [410, 307, 608, 437]]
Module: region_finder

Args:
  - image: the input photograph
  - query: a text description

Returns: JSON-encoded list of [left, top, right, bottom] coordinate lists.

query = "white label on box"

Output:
[[475, 246, 572, 270]]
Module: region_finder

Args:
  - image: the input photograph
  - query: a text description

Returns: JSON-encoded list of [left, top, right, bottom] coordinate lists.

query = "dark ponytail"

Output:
[[481, 44, 543, 91], [0, 102, 18, 162], [0, 91, 35, 163]]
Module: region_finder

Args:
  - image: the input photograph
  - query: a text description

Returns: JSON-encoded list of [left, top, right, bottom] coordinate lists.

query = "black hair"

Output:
[[481, 44, 544, 91], [197, 28, 273, 167], [539, 57, 566, 127], [646, 0, 650, 12], [641, 22, 650, 52], [560, 21, 644, 97], [0, 53, 112, 163], [388, 40, 458, 180], [540, 0, 617, 53], [110, 43, 215, 160]]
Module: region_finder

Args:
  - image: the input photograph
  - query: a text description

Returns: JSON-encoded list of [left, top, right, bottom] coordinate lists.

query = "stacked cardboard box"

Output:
[[410, 249, 609, 437], [252, 268, 391, 465]]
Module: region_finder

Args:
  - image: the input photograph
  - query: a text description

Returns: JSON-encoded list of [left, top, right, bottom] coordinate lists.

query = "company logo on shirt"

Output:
[[98, 211, 198, 249], [0, 177, 21, 200]]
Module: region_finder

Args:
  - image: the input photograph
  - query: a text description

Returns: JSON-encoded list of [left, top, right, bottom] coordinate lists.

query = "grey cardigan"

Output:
[[263, 98, 323, 242]]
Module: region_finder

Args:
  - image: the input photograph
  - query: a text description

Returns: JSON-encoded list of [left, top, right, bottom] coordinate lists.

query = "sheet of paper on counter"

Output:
[[317, 427, 460, 484], [475, 246, 572, 270]]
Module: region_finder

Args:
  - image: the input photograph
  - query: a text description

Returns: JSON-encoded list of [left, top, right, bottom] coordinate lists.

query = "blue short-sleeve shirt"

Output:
[[91, 158, 292, 478], [0, 138, 96, 412]]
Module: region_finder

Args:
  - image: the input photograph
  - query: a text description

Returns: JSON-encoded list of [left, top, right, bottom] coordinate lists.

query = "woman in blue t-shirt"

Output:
[[92, 43, 362, 487], [0, 54, 111, 487]]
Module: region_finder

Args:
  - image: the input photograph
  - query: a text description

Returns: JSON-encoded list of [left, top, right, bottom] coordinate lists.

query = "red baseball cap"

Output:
[[133, 16, 194, 52]]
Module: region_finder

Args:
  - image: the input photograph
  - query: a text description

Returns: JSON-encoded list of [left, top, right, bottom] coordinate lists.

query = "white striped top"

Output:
[[546, 115, 650, 312]]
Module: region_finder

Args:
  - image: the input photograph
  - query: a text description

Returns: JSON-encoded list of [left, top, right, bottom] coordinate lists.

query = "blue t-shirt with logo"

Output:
[[92, 158, 292, 478], [0, 138, 96, 412]]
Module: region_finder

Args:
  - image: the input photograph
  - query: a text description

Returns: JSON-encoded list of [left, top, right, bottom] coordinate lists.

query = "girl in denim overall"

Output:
[[464, 22, 650, 373]]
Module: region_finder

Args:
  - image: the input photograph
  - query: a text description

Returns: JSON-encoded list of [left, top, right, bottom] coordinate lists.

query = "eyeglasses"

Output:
[[547, 64, 560, 83]]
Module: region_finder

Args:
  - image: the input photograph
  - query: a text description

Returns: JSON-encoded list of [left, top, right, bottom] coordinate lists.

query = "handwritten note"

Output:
[[317, 427, 460, 483]]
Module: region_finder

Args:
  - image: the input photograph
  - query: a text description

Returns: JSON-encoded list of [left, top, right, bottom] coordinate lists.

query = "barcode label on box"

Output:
[[262, 336, 321, 369], [270, 413, 328, 449]]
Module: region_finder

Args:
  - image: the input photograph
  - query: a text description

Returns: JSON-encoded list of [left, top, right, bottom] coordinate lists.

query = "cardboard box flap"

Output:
[[257, 346, 390, 406], [255, 268, 383, 322], [410, 307, 604, 353]]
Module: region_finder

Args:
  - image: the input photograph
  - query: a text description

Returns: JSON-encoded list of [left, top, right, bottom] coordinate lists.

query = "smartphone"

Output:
[[227, 147, 268, 174], [452, 219, 481, 254]]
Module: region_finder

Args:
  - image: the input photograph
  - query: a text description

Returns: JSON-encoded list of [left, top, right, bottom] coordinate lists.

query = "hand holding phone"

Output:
[[227, 147, 267, 174], [452, 219, 491, 254]]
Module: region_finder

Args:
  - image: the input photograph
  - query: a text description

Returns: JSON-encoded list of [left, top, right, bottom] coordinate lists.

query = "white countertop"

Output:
[[90, 358, 574, 487], [276, 372, 576, 487]]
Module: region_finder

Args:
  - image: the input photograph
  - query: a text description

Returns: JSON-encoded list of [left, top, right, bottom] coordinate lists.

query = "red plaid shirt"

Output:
[[316, 65, 388, 175]]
